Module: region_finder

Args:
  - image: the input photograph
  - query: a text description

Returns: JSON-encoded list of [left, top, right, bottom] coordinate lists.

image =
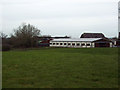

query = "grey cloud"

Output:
[[1, 0, 119, 37], [3, 2, 117, 20]]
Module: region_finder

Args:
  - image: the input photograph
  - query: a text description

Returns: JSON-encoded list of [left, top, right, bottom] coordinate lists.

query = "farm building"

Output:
[[38, 38, 51, 47], [37, 36, 70, 47], [50, 38, 113, 48], [80, 33, 105, 38]]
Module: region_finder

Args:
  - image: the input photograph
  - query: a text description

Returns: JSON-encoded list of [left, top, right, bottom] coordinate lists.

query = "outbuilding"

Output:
[[50, 38, 113, 48], [80, 33, 105, 38]]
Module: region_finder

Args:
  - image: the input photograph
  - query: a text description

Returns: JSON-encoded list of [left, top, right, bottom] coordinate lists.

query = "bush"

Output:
[[2, 44, 11, 51]]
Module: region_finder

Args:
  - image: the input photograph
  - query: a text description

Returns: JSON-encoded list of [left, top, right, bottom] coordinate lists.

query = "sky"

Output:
[[0, 0, 119, 38]]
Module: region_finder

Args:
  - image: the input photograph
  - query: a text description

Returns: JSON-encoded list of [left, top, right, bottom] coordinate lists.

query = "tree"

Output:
[[0, 32, 12, 51], [0, 32, 8, 44], [0, 32, 7, 39], [11, 23, 41, 48]]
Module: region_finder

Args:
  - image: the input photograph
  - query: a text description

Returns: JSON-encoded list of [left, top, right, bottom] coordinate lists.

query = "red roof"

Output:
[[80, 33, 105, 38]]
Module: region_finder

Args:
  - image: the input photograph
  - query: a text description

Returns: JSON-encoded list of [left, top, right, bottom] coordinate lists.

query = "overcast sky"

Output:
[[0, 0, 119, 38]]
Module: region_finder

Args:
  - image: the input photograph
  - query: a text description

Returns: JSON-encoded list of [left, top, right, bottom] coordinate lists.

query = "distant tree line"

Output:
[[1, 23, 41, 51], [1, 23, 120, 51]]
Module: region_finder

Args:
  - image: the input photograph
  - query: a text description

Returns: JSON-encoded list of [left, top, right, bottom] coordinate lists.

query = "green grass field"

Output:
[[2, 48, 118, 88]]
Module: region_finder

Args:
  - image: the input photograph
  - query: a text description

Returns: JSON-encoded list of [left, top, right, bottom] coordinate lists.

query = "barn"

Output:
[[92, 38, 113, 47], [50, 38, 113, 48], [38, 38, 51, 47], [37, 36, 70, 47], [80, 33, 105, 38]]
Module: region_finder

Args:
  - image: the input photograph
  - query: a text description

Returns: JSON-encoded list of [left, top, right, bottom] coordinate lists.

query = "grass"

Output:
[[2, 47, 118, 88]]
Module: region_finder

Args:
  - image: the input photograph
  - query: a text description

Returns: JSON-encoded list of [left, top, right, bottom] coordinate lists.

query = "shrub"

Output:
[[2, 44, 11, 51]]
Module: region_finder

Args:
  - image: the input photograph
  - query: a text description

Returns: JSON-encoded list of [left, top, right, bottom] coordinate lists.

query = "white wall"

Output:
[[50, 41, 113, 48], [110, 42, 113, 47], [50, 41, 93, 48]]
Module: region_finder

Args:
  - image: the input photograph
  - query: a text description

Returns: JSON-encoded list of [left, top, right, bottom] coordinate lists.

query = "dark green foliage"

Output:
[[2, 44, 11, 51]]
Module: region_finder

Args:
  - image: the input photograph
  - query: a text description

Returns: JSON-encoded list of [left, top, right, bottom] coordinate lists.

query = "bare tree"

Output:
[[0, 32, 7, 39], [11, 23, 41, 48]]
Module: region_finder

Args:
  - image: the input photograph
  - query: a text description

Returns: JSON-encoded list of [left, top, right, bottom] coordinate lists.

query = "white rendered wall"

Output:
[[110, 42, 113, 47], [50, 41, 112, 48], [50, 41, 93, 48], [91, 43, 95, 48]]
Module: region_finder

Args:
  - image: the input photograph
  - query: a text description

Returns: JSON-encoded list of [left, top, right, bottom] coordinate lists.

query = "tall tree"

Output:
[[11, 23, 41, 48]]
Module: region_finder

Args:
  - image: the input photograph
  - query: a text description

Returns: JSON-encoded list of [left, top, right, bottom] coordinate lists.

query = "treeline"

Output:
[[1, 23, 41, 51]]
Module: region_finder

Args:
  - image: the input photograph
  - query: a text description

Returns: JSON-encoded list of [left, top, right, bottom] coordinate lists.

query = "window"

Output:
[[77, 43, 80, 46], [87, 44, 90, 46], [72, 43, 75, 46], [81, 43, 85, 46], [50, 43, 52, 45], [60, 43, 63, 45], [68, 43, 71, 45], [53, 43, 55, 45], [56, 43, 59, 45], [64, 43, 67, 45]]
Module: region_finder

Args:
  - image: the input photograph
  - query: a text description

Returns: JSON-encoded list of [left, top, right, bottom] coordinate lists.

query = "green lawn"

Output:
[[2, 48, 118, 88]]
